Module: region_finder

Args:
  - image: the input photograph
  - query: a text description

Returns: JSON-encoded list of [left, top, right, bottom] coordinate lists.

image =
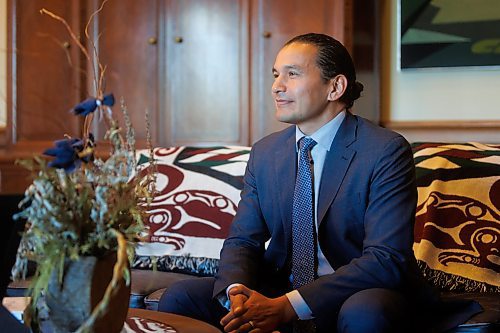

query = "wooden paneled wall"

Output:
[[1, 0, 360, 194]]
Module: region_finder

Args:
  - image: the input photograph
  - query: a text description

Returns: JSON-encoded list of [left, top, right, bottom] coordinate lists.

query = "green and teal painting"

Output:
[[401, 0, 500, 68]]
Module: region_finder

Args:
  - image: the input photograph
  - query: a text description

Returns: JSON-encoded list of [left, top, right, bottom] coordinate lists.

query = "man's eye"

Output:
[[273, 73, 279, 78], [289, 71, 297, 77]]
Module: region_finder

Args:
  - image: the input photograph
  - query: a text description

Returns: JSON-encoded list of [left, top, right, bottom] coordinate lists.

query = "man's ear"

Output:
[[327, 75, 348, 102]]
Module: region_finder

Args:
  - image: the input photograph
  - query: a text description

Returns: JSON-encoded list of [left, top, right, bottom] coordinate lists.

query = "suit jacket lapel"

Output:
[[317, 112, 357, 224], [275, 133, 297, 248]]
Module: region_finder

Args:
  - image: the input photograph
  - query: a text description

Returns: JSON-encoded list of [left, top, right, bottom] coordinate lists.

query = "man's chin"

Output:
[[275, 112, 298, 125]]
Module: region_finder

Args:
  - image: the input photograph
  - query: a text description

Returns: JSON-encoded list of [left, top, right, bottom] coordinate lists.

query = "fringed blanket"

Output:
[[412, 142, 500, 292], [133, 146, 250, 276]]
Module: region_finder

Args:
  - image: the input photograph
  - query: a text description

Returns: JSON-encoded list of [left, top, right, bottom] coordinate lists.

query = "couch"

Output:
[[7, 143, 500, 331], [129, 143, 500, 332]]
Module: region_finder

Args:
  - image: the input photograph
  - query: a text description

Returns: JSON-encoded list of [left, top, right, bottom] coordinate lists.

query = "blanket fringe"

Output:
[[133, 255, 219, 277], [417, 260, 500, 293]]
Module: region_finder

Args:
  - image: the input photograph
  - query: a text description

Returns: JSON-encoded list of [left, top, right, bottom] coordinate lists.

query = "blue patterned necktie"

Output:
[[292, 137, 317, 288], [292, 137, 317, 333]]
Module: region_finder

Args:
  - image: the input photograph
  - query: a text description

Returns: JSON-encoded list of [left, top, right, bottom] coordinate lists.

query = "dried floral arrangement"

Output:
[[11, 4, 154, 331]]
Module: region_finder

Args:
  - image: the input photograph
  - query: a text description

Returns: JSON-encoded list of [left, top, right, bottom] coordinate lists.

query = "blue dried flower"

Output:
[[43, 137, 93, 172], [72, 93, 115, 116]]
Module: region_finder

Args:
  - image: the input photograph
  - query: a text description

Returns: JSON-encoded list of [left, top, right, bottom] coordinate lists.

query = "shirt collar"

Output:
[[295, 111, 346, 152]]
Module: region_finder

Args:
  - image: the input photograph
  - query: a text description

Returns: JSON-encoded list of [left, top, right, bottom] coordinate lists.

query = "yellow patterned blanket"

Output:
[[412, 142, 500, 292]]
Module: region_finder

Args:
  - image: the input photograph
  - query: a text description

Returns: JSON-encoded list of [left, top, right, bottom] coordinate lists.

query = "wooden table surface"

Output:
[[126, 308, 222, 333]]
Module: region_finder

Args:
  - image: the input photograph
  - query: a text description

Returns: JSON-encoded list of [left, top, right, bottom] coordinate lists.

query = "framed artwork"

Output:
[[400, 0, 500, 69]]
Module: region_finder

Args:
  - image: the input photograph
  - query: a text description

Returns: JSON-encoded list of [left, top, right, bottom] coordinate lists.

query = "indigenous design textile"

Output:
[[133, 146, 250, 276], [412, 142, 500, 292]]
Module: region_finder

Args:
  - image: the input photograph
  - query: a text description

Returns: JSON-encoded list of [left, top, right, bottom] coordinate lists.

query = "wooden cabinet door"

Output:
[[2, 0, 83, 194], [9, 0, 82, 146], [250, 0, 352, 142], [93, 0, 160, 146], [164, 0, 249, 146]]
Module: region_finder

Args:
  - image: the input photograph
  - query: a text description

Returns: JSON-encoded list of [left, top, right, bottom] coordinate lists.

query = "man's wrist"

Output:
[[218, 283, 245, 311], [275, 295, 298, 323]]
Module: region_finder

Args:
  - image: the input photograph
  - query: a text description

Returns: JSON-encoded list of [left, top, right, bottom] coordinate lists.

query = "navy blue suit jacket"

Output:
[[215, 112, 427, 319]]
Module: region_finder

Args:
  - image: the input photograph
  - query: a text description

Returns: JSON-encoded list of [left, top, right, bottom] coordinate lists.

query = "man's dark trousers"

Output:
[[158, 277, 417, 333]]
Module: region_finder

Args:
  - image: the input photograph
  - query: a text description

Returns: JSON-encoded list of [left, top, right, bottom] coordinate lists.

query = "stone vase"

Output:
[[44, 252, 130, 333]]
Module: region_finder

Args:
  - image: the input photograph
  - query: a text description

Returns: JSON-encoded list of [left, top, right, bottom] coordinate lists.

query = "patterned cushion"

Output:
[[412, 142, 500, 292], [133, 146, 250, 276]]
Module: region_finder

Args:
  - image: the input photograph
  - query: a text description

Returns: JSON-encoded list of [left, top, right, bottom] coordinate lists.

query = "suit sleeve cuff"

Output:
[[285, 290, 314, 320]]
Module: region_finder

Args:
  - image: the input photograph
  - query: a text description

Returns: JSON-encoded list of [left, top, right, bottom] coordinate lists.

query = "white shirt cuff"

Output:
[[285, 290, 314, 320]]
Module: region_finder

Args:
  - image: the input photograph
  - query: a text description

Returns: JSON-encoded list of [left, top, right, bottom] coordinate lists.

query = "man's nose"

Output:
[[272, 77, 285, 94]]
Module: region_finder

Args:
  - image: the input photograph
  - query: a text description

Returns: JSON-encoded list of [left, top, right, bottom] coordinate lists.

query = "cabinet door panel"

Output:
[[13, 0, 81, 143], [96, 0, 159, 145], [251, 0, 350, 142], [166, 0, 249, 146]]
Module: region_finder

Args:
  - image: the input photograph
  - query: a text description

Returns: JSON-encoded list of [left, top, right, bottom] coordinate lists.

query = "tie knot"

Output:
[[299, 137, 317, 153]]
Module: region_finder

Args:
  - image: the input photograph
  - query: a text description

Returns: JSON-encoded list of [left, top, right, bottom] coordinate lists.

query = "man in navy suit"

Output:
[[159, 33, 476, 332]]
